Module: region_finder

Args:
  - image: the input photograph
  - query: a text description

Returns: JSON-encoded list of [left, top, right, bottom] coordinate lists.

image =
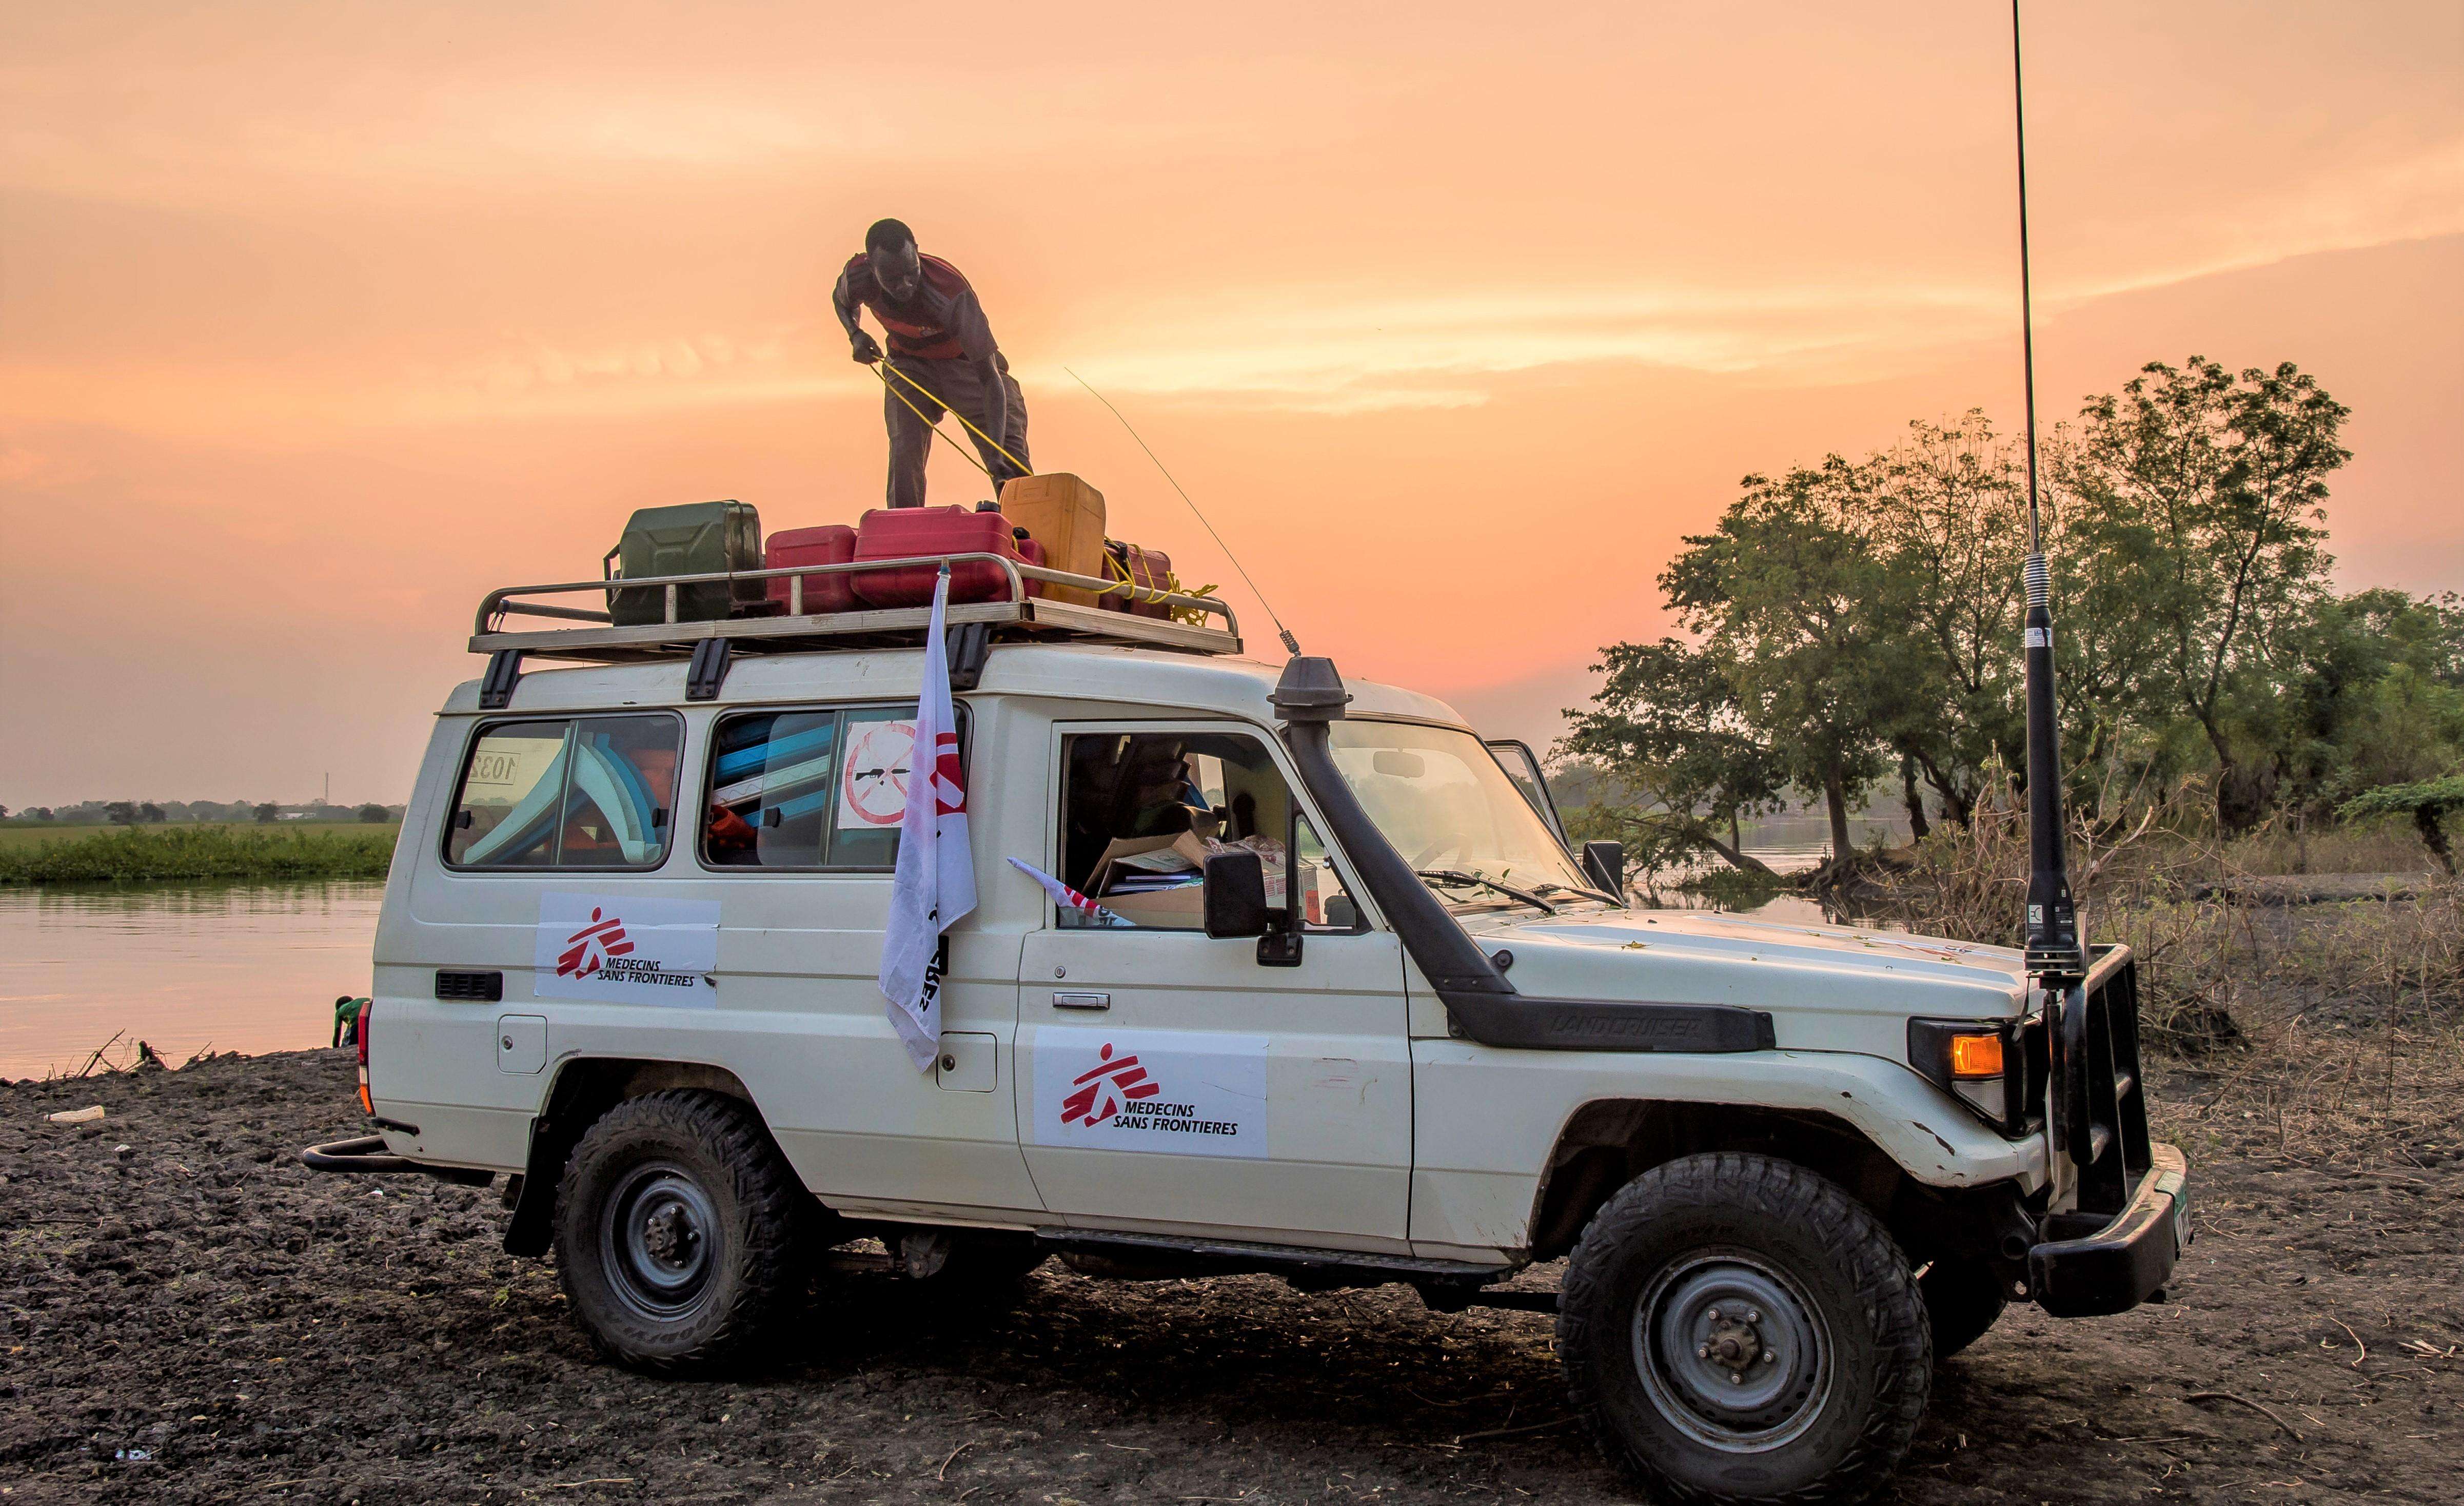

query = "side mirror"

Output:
[[1581, 839, 1625, 898], [1201, 850, 1269, 938]]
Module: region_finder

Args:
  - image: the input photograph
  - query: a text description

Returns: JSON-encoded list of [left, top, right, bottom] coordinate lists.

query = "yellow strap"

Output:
[[1102, 545, 1217, 616], [872, 364, 992, 480], [881, 360, 1031, 477]]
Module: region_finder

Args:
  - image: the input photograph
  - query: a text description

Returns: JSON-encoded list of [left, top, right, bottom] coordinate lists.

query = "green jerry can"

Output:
[[606, 500, 765, 627]]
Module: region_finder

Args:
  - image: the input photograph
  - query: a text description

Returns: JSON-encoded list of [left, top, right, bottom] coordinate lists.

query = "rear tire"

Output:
[[554, 1089, 811, 1374], [1918, 1258, 2009, 1360], [1556, 1152, 1930, 1506]]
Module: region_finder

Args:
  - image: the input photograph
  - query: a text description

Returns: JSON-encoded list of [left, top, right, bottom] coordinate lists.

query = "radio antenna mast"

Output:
[[2012, 0, 2084, 981], [1066, 367, 1304, 658]]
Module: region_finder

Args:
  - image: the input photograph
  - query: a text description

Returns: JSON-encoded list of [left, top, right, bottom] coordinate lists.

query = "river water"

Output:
[[0, 834, 1887, 1080], [0, 883, 385, 1080]]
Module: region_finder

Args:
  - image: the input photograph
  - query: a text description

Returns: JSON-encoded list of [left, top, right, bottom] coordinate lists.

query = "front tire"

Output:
[[1557, 1152, 1930, 1506], [554, 1090, 812, 1374]]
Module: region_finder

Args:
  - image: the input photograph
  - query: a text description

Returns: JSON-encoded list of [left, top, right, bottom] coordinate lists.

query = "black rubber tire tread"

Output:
[[553, 1089, 811, 1376], [1918, 1257, 2009, 1360], [1556, 1151, 1931, 1506]]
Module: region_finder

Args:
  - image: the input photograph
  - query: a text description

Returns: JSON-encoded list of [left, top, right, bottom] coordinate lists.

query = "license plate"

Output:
[[2171, 1184, 2192, 1250]]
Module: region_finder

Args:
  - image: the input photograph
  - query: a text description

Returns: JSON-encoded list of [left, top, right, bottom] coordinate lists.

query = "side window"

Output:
[[702, 704, 935, 871], [447, 715, 680, 870], [1056, 729, 1358, 932]]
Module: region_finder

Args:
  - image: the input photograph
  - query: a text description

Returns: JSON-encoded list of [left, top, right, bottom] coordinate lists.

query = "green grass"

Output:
[[0, 821, 392, 854], [0, 824, 401, 884]]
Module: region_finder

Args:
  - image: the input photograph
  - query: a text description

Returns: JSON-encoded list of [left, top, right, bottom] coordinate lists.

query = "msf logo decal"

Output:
[[533, 892, 718, 1004], [1060, 1042, 1161, 1128], [556, 908, 632, 979], [1049, 1038, 1254, 1146]]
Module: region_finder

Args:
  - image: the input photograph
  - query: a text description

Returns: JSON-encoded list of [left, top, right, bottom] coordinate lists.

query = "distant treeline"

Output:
[[1561, 356, 2464, 874], [1, 799, 401, 826], [0, 826, 400, 885]]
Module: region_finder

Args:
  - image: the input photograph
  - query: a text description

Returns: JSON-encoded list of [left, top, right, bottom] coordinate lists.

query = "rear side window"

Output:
[[703, 705, 931, 870], [446, 715, 681, 870]]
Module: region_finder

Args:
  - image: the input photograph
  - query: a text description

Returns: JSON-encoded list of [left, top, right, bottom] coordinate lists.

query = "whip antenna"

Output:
[[1066, 367, 1304, 658], [2012, 0, 2084, 981]]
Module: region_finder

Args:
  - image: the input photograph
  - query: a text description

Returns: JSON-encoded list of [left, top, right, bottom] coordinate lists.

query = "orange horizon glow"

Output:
[[3, 1, 2459, 806]]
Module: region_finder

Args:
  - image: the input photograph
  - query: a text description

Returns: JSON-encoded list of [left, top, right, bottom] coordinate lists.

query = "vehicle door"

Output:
[[1013, 721, 1414, 1253]]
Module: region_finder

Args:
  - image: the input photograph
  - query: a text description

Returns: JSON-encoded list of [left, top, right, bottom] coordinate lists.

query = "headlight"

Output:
[[1909, 1017, 2031, 1135]]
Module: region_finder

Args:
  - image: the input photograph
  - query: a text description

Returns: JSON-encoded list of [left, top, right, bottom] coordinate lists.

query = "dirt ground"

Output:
[[2, 1048, 2457, 1506]]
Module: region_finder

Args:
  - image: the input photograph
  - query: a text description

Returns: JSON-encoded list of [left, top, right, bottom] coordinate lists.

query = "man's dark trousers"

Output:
[[884, 355, 1030, 509]]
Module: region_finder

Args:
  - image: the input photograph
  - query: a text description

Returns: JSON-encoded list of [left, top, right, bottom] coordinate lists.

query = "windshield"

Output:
[[1327, 720, 1605, 911]]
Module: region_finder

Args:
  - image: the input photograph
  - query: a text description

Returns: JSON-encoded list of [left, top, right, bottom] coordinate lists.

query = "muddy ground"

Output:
[[2, 1049, 2457, 1506]]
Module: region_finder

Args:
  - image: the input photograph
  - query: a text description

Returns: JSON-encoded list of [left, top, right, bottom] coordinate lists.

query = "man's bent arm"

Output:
[[831, 266, 866, 342]]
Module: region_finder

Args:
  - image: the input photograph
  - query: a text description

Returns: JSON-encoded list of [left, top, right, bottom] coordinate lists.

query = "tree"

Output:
[[106, 800, 141, 826], [253, 801, 281, 824], [0, 805, 10, 820], [138, 801, 166, 824], [1855, 414, 2032, 829], [357, 803, 391, 823], [1661, 458, 1894, 859], [2059, 358, 2349, 830], [2271, 590, 2464, 817], [2339, 776, 2464, 876], [1558, 638, 1788, 873]]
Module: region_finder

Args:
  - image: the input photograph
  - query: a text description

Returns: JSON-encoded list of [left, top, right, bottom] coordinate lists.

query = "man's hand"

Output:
[[849, 330, 883, 365]]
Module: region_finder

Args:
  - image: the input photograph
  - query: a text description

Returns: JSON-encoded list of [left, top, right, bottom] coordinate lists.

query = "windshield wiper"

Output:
[[1416, 869, 1558, 914]]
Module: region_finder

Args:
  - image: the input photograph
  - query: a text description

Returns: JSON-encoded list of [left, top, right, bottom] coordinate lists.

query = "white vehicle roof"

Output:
[[442, 642, 1470, 729]]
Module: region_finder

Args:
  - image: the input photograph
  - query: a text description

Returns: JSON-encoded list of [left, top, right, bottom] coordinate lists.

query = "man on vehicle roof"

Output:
[[834, 218, 1031, 510]]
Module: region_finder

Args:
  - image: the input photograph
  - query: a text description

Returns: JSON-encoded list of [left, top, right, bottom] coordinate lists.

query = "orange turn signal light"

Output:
[[358, 1082, 375, 1116], [1948, 1033, 2005, 1079]]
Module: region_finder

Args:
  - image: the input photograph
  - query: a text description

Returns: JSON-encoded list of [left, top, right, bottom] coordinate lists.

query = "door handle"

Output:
[[1051, 991, 1111, 1010]]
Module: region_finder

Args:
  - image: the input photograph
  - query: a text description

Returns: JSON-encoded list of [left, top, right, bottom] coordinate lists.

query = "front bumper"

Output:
[[2027, 1140, 2189, 1318]]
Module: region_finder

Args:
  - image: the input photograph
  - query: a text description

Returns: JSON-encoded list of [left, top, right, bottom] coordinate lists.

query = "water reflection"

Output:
[[1633, 840, 1905, 931], [0, 882, 382, 1080]]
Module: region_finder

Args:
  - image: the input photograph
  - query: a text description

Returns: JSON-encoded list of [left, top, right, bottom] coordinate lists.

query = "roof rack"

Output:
[[469, 552, 1243, 666]]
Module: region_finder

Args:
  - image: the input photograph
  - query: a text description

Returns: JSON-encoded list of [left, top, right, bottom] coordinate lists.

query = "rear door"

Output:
[[1012, 721, 1414, 1253], [687, 700, 1039, 1221]]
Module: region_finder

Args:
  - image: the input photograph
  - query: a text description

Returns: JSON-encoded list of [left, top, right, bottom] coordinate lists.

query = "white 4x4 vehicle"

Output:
[[307, 554, 2187, 1506]]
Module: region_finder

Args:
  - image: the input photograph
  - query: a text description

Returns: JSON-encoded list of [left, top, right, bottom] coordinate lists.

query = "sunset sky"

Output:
[[4, 1, 2459, 808]]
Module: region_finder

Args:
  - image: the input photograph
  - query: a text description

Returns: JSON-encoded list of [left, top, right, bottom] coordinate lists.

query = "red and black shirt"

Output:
[[834, 252, 998, 362]]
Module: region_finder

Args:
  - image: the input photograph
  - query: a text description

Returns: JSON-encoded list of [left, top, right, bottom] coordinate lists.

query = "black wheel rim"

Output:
[[600, 1160, 722, 1322], [1632, 1249, 1832, 1453]]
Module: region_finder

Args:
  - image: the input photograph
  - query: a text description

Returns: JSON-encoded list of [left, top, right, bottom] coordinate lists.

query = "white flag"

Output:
[[879, 567, 977, 1070]]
